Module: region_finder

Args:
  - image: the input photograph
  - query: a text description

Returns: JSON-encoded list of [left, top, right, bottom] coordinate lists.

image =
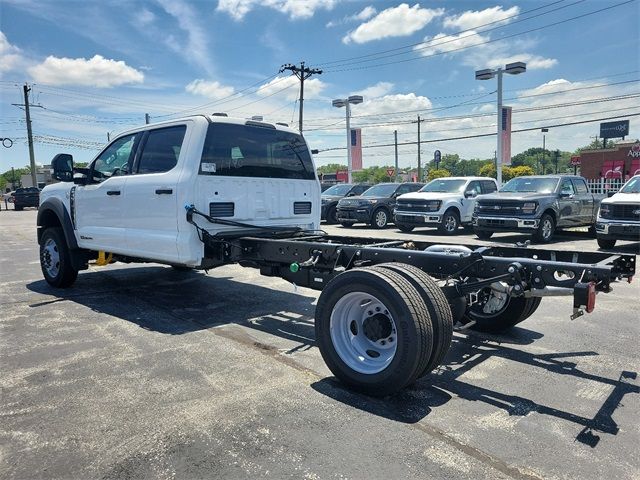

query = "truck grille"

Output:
[[294, 202, 312, 215], [609, 204, 640, 221], [209, 202, 235, 217], [476, 201, 523, 216], [396, 199, 439, 212]]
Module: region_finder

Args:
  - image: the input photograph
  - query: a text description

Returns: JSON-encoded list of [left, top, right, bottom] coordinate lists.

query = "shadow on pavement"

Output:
[[27, 265, 639, 447]]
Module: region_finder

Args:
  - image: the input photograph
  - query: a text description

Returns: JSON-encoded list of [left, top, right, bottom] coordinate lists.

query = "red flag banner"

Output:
[[350, 128, 362, 171], [501, 106, 512, 166]]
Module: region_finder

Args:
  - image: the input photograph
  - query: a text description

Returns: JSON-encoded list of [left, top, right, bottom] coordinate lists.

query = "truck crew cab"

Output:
[[394, 177, 498, 234], [37, 116, 635, 397]]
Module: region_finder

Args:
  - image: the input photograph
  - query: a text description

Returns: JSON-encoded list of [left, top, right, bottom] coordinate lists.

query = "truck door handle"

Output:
[[106, 190, 121, 196], [155, 189, 173, 195]]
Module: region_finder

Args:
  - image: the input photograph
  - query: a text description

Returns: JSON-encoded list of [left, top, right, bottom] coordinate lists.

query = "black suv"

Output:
[[336, 182, 425, 228], [321, 183, 371, 224], [13, 187, 40, 210]]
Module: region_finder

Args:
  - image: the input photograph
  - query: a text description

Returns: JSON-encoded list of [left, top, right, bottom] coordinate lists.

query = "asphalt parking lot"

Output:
[[1, 209, 639, 480]]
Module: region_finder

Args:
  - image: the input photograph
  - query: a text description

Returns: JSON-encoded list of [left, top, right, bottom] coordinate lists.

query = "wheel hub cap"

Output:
[[42, 238, 60, 277]]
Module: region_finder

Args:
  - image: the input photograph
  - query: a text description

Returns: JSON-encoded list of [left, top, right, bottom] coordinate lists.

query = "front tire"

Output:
[[597, 237, 616, 249], [474, 229, 493, 240], [438, 209, 460, 235], [534, 213, 555, 243], [40, 227, 78, 288], [315, 267, 434, 396], [371, 208, 389, 229], [325, 206, 337, 225], [340, 221, 355, 228]]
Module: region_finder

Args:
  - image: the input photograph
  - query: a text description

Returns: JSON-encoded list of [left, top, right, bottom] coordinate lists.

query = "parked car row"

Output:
[[320, 175, 640, 249], [3, 187, 40, 210]]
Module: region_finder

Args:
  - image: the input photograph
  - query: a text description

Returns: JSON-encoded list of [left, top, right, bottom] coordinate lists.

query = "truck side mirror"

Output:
[[464, 190, 477, 198], [51, 153, 74, 182]]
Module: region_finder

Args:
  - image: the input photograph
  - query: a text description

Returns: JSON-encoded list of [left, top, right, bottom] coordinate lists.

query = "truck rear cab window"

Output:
[[136, 125, 186, 174], [481, 180, 497, 193], [200, 123, 315, 180]]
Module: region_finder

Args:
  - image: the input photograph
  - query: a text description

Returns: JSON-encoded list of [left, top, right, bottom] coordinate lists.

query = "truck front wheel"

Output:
[[534, 213, 555, 243], [397, 223, 414, 233], [597, 237, 616, 249], [40, 227, 78, 288], [438, 209, 460, 235], [315, 267, 434, 396], [474, 229, 493, 240]]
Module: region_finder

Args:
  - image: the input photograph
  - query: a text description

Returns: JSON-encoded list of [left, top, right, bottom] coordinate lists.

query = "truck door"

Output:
[[557, 178, 579, 226], [461, 180, 482, 222], [74, 133, 140, 253], [571, 178, 593, 225], [122, 124, 188, 263]]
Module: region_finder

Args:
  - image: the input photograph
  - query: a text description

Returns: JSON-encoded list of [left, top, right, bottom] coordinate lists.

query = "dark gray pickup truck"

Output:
[[473, 175, 601, 242]]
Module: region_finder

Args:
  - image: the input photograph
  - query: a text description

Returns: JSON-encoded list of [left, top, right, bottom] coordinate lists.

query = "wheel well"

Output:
[[443, 206, 460, 218], [542, 209, 556, 222], [37, 209, 62, 244]]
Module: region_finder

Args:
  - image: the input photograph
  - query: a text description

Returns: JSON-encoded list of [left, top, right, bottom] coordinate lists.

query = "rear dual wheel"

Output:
[[315, 264, 452, 396]]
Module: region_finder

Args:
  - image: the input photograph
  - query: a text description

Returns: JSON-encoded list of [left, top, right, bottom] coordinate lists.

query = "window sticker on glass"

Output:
[[202, 162, 217, 173]]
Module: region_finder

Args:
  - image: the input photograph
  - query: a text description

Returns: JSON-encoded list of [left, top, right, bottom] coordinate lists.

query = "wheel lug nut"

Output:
[[376, 307, 381, 312]]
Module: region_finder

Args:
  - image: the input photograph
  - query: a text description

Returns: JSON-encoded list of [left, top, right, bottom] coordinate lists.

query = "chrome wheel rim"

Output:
[[444, 214, 457, 232], [42, 237, 60, 278], [375, 210, 387, 227], [330, 292, 397, 374], [542, 219, 553, 239]]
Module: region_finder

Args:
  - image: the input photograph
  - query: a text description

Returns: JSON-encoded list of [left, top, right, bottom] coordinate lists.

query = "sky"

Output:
[[0, 0, 639, 173]]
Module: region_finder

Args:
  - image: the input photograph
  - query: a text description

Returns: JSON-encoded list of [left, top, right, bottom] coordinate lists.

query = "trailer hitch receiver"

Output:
[[571, 281, 596, 319]]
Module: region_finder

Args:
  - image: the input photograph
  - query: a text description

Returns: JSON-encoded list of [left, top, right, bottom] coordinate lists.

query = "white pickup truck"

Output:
[[595, 174, 640, 249], [393, 177, 498, 234], [37, 115, 635, 397]]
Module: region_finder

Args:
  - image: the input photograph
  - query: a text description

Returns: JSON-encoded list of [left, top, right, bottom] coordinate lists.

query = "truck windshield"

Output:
[[620, 176, 640, 193], [420, 179, 466, 193], [501, 177, 559, 193], [323, 184, 353, 196], [200, 123, 315, 180], [362, 184, 397, 197]]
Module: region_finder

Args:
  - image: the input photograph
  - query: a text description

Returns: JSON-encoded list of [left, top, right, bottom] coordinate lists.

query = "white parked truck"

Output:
[[394, 177, 498, 234], [595, 175, 640, 249], [37, 115, 635, 396]]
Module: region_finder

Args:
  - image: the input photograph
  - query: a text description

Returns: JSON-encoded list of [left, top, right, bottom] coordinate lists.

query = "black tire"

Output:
[[325, 206, 338, 225], [533, 213, 555, 243], [466, 290, 539, 333], [474, 229, 493, 240], [39, 227, 78, 288], [14, 205, 23, 211], [371, 208, 389, 229], [397, 224, 415, 233], [373, 263, 453, 378], [597, 237, 616, 249], [340, 221, 355, 228], [463, 224, 474, 233], [438, 209, 460, 235], [315, 267, 434, 396], [171, 265, 193, 271]]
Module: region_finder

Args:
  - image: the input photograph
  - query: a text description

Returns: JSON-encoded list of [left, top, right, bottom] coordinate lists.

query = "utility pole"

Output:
[[394, 130, 399, 182], [417, 115, 422, 182], [15, 84, 39, 188], [145, 113, 150, 124], [280, 62, 322, 133], [554, 149, 560, 174]]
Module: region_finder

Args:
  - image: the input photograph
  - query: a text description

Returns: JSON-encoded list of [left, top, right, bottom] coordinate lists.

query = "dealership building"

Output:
[[576, 141, 640, 192]]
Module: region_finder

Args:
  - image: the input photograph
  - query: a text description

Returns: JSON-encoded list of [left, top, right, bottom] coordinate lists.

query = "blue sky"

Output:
[[1, 0, 639, 172]]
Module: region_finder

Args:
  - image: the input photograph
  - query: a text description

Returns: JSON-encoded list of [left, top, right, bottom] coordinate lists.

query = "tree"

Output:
[[479, 163, 496, 178], [427, 169, 451, 181], [316, 163, 346, 174]]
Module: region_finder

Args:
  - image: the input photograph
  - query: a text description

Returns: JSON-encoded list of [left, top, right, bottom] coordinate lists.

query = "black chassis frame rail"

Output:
[[209, 233, 635, 306]]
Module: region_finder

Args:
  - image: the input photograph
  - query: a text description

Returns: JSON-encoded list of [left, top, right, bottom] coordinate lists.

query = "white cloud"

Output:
[[157, 0, 213, 75], [343, 4, 444, 44], [486, 54, 558, 70], [0, 31, 25, 72], [186, 79, 235, 99], [137, 8, 156, 27], [443, 6, 520, 31], [28, 55, 144, 87], [326, 5, 377, 27], [257, 75, 326, 101], [356, 93, 433, 119], [217, 0, 336, 21], [357, 81, 394, 98], [414, 30, 489, 56]]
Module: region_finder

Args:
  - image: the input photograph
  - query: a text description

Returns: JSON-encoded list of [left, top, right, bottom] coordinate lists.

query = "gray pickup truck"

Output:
[[473, 175, 601, 243]]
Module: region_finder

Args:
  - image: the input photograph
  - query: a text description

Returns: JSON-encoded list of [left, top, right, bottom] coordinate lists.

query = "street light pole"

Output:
[[332, 95, 363, 183], [475, 62, 526, 186]]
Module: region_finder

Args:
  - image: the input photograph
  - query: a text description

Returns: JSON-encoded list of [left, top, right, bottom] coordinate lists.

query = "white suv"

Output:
[[394, 177, 498, 234], [595, 174, 640, 249]]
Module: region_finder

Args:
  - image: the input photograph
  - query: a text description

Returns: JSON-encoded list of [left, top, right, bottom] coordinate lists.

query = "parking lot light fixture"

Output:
[[332, 95, 363, 183], [475, 62, 526, 186]]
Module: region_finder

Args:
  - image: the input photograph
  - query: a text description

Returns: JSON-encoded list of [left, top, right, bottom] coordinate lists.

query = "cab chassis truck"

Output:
[[39, 115, 636, 396]]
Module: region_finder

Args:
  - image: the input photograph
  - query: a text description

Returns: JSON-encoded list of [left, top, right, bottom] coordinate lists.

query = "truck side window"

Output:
[[136, 126, 186, 174], [481, 180, 497, 193], [560, 179, 575, 195], [572, 179, 588, 194], [467, 181, 482, 195], [91, 134, 138, 182]]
